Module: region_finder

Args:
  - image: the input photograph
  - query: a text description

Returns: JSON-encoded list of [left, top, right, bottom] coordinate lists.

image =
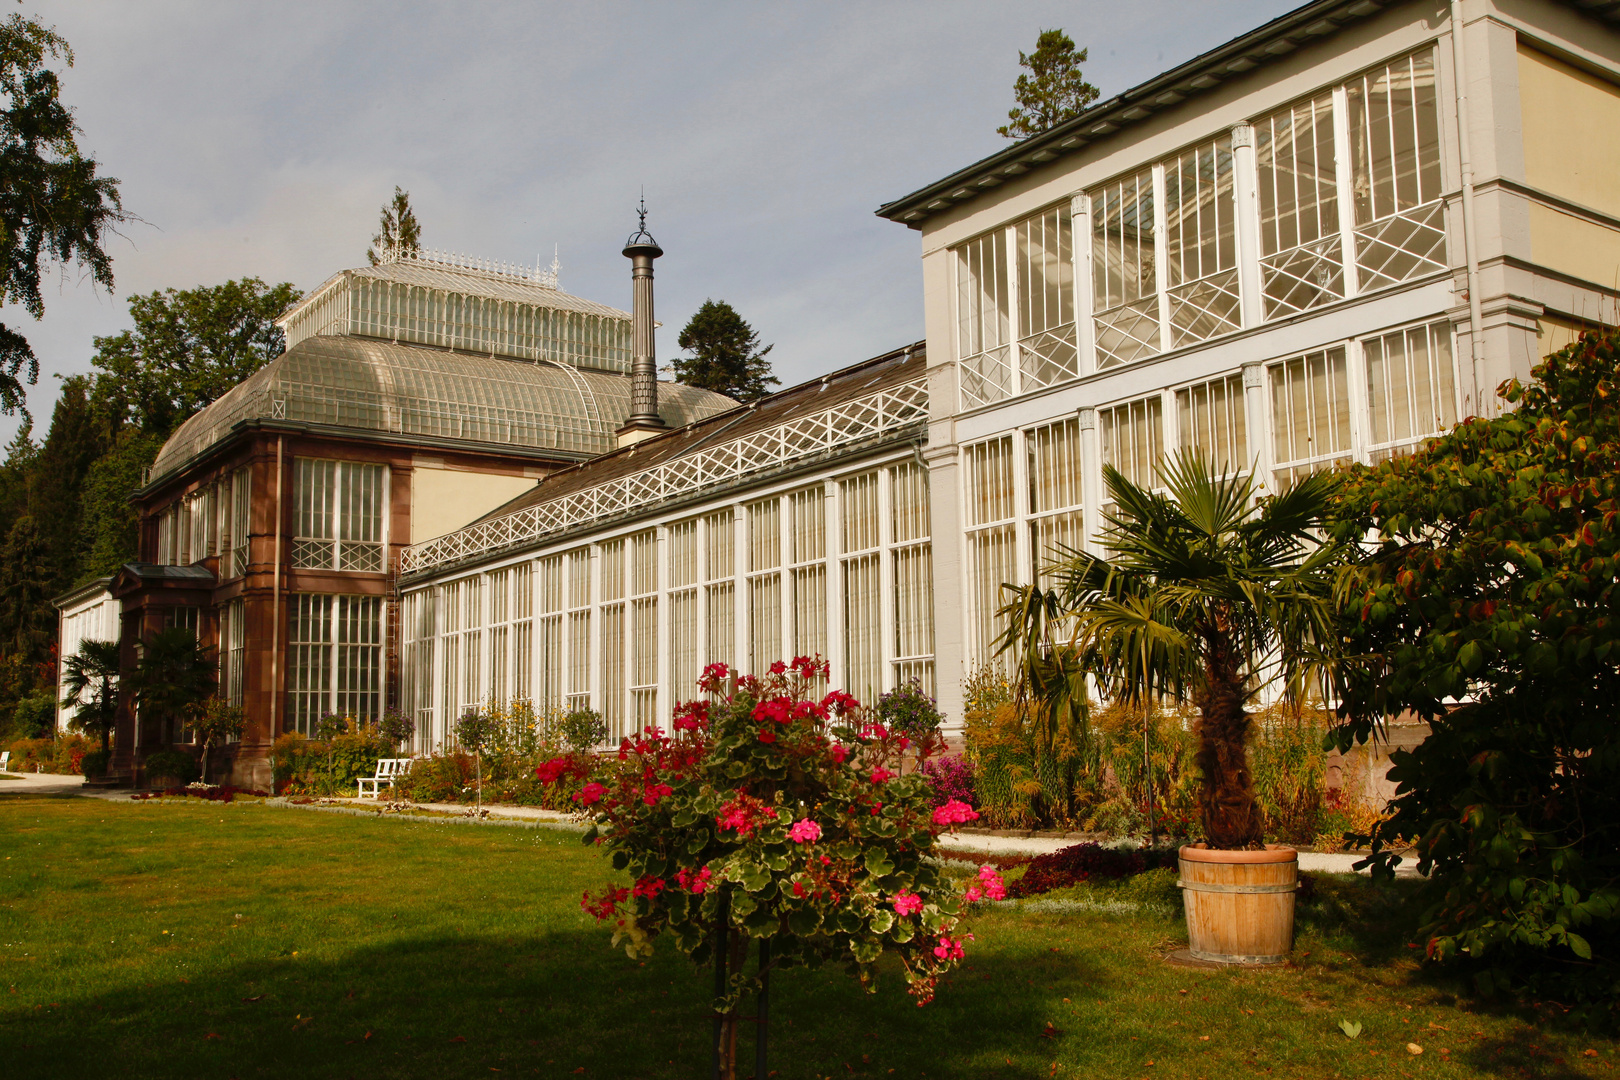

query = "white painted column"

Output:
[[1331, 86, 1361, 299], [876, 466, 897, 694], [924, 445, 965, 734], [655, 526, 669, 725], [1152, 163, 1173, 353], [1073, 194, 1097, 376], [824, 479, 843, 690], [1078, 407, 1102, 554], [732, 506, 748, 675], [696, 513, 710, 669], [778, 494, 791, 667], [1230, 123, 1266, 329], [588, 544, 602, 719], [1242, 362, 1272, 493]]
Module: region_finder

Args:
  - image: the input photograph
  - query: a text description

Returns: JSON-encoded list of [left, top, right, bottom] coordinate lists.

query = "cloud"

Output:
[[3, 0, 1295, 436]]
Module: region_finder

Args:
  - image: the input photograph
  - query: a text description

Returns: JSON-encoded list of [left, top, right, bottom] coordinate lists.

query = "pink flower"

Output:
[[675, 865, 713, 894], [932, 934, 967, 961], [964, 884, 984, 902], [788, 819, 822, 844], [977, 865, 1007, 901], [870, 767, 895, 783], [829, 744, 849, 765], [577, 782, 607, 806], [893, 890, 924, 917], [931, 799, 978, 827]]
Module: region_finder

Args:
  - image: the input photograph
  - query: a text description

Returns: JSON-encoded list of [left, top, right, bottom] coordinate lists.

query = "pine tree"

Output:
[[77, 428, 160, 580], [0, 515, 53, 661], [997, 29, 1099, 140], [673, 300, 778, 404], [367, 186, 422, 265], [31, 376, 108, 588]]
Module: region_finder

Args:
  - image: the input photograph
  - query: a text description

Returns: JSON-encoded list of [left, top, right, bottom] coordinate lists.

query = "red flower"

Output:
[[820, 690, 861, 716], [632, 876, 665, 899], [870, 767, 895, 783], [577, 782, 608, 806], [829, 745, 849, 764], [768, 660, 788, 675], [758, 730, 778, 744], [642, 783, 673, 806]]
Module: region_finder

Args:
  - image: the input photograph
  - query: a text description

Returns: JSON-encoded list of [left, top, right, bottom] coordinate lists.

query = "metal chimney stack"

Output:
[[616, 198, 669, 448]]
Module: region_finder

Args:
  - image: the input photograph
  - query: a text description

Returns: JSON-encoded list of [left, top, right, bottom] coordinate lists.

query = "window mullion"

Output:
[[1231, 124, 1266, 329], [1005, 224, 1022, 396]]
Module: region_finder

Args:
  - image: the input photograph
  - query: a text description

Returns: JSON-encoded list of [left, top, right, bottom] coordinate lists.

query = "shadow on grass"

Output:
[[3, 924, 1110, 1080]]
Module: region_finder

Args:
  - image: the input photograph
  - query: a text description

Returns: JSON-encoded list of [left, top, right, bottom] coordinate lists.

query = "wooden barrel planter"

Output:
[[1178, 844, 1297, 965]]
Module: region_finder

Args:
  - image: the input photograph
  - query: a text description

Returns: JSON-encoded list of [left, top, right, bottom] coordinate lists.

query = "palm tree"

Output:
[[999, 452, 1347, 850], [126, 627, 217, 749], [61, 639, 122, 753]]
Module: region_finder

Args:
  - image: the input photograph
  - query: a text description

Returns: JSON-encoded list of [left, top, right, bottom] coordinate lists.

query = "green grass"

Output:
[[0, 790, 1612, 1080]]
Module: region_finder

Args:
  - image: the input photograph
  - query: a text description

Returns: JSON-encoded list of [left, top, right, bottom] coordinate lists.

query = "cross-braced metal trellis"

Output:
[[400, 377, 930, 575]]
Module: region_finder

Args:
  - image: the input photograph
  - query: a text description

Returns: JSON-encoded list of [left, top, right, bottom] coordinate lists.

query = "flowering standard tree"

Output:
[[537, 657, 999, 1080]]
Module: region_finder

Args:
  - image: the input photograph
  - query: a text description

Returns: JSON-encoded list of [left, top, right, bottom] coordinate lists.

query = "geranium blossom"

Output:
[[932, 934, 969, 961], [977, 865, 1007, 901], [829, 744, 848, 764], [715, 794, 770, 838], [893, 890, 924, 917], [632, 876, 665, 899], [870, 767, 895, 783], [674, 865, 712, 894], [788, 819, 822, 844], [932, 799, 978, 826], [642, 783, 673, 806], [577, 781, 608, 806]]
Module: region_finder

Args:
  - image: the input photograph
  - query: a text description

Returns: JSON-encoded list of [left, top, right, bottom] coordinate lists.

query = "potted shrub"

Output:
[[143, 749, 198, 790], [1003, 452, 1347, 964]]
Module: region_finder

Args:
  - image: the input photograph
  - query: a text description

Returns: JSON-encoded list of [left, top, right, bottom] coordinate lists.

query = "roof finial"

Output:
[[626, 189, 659, 251]]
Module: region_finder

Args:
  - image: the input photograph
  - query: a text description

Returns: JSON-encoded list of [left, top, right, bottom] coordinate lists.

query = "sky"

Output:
[[2, 0, 1300, 442]]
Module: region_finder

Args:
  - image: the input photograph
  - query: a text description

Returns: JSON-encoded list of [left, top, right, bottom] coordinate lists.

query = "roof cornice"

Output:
[[878, 0, 1620, 228], [876, 0, 1400, 228]]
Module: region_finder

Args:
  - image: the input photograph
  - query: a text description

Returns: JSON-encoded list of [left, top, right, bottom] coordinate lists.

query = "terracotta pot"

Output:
[[1178, 843, 1297, 965]]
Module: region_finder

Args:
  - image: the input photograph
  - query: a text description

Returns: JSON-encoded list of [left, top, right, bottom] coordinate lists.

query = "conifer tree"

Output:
[[673, 299, 778, 403], [367, 186, 422, 265], [998, 29, 1099, 140], [31, 376, 107, 586]]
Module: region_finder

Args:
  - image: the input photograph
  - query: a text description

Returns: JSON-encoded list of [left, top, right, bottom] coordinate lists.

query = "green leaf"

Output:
[[863, 848, 896, 877], [868, 908, 894, 934], [1568, 932, 1593, 960], [851, 937, 882, 964], [580, 825, 599, 846], [1339, 1020, 1362, 1039], [787, 906, 822, 936]]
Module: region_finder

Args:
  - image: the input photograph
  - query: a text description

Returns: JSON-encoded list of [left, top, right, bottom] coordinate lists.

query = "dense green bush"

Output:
[[270, 726, 395, 796], [143, 749, 198, 787], [1329, 329, 1620, 1011], [5, 734, 94, 774], [78, 748, 110, 780], [7, 690, 56, 741]]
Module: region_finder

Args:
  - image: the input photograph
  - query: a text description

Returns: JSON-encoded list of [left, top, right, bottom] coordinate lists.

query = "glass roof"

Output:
[[150, 335, 736, 482]]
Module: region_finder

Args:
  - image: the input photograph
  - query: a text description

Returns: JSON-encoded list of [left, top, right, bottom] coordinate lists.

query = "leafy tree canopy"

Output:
[[1328, 330, 1620, 1004], [997, 29, 1099, 140], [89, 277, 300, 438], [367, 185, 421, 265], [673, 299, 778, 404], [0, 14, 127, 418]]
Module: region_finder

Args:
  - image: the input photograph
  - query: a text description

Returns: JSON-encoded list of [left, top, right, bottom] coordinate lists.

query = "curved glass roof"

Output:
[[150, 336, 736, 481]]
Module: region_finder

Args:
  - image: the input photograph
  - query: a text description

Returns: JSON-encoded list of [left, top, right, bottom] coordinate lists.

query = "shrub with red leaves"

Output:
[[1005, 842, 1179, 899]]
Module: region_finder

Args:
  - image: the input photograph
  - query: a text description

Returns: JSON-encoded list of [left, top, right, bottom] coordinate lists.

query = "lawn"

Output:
[[0, 790, 1609, 1080]]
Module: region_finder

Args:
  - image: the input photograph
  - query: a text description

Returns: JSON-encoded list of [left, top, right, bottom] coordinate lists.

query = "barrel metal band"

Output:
[[1189, 948, 1288, 965], [1176, 879, 1297, 894]]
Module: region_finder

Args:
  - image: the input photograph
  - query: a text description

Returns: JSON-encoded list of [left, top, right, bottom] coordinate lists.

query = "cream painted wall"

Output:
[[411, 467, 539, 543], [1518, 44, 1620, 219], [1529, 204, 1620, 291]]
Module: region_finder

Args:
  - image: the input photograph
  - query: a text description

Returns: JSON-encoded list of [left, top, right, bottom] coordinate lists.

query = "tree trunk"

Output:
[[1194, 626, 1263, 849]]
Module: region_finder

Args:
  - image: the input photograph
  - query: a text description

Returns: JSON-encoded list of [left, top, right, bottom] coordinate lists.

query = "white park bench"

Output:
[[357, 758, 412, 798]]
